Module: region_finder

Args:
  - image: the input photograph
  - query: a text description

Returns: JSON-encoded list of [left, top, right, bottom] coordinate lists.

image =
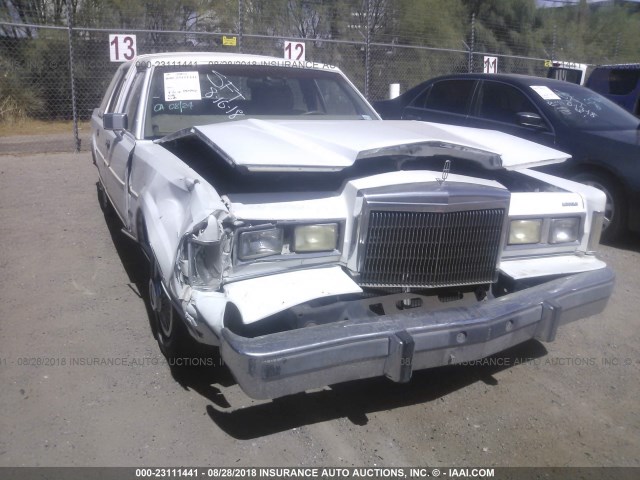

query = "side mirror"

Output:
[[517, 112, 546, 130], [103, 112, 128, 131]]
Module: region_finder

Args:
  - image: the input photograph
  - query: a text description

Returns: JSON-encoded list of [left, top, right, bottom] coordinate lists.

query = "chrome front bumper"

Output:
[[220, 267, 614, 399]]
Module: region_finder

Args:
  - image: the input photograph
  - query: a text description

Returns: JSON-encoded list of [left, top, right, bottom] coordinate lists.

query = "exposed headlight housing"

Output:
[[180, 212, 232, 291], [188, 239, 223, 288], [508, 219, 542, 245], [238, 228, 283, 260], [549, 217, 580, 244], [294, 224, 338, 252]]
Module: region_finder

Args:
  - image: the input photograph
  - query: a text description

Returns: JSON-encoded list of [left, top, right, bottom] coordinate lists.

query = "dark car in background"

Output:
[[586, 64, 640, 117], [374, 73, 640, 241]]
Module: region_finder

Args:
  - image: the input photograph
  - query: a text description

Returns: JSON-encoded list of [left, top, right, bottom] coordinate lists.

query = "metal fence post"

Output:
[[66, 8, 80, 152], [468, 13, 475, 73], [364, 0, 371, 99], [238, 0, 244, 53]]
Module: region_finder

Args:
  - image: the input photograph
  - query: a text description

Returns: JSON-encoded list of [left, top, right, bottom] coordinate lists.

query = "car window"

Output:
[[143, 65, 377, 139], [478, 82, 540, 125], [530, 83, 640, 131], [408, 86, 431, 109], [101, 68, 128, 114], [608, 69, 639, 95], [546, 67, 584, 85], [314, 78, 362, 115], [123, 71, 145, 134], [423, 80, 474, 115]]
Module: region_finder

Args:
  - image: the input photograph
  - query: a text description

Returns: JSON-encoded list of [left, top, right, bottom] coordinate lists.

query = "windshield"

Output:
[[143, 64, 377, 138], [546, 67, 584, 85], [529, 83, 640, 131]]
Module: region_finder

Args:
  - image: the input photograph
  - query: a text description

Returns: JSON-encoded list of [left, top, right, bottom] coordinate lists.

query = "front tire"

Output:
[[571, 172, 626, 242], [148, 264, 189, 361], [96, 181, 116, 218]]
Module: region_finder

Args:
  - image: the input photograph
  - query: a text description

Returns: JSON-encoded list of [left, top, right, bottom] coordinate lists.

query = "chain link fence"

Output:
[[0, 23, 547, 118], [1, 3, 637, 150]]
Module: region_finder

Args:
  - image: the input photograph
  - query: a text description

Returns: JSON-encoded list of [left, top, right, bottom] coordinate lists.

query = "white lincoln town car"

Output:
[[91, 52, 614, 399]]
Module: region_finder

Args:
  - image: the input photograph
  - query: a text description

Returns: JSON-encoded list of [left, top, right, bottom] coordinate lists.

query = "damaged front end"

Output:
[[162, 172, 613, 400], [176, 211, 234, 293], [144, 120, 614, 400]]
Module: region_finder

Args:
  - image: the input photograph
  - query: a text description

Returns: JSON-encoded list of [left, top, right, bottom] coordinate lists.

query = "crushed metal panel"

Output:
[[224, 266, 362, 324], [500, 256, 607, 280], [156, 119, 570, 172]]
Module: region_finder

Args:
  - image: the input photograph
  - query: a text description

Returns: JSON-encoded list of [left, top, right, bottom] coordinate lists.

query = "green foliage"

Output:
[[393, 0, 467, 49], [2, 0, 639, 119], [537, 1, 640, 64], [0, 38, 46, 122]]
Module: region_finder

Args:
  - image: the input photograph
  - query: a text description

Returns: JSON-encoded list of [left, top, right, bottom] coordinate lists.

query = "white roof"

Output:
[[133, 51, 340, 72]]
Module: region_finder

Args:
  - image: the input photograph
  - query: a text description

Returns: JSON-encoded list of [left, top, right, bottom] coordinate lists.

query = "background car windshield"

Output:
[[533, 83, 640, 131], [144, 64, 376, 138]]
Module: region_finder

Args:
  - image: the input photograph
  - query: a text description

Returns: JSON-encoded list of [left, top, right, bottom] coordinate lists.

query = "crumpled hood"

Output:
[[157, 119, 570, 171]]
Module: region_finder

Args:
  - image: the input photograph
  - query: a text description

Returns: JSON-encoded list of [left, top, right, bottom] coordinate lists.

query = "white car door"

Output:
[[104, 70, 146, 227], [93, 66, 128, 198]]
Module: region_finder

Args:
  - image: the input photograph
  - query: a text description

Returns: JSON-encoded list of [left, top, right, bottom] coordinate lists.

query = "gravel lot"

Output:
[[1, 134, 639, 471]]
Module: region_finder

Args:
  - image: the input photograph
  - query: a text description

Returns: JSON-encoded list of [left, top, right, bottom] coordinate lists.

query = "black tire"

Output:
[[96, 181, 116, 219], [148, 263, 191, 361], [571, 172, 626, 242], [139, 219, 210, 367]]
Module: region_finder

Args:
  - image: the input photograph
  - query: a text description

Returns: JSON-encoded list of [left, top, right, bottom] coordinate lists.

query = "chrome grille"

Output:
[[359, 208, 505, 288]]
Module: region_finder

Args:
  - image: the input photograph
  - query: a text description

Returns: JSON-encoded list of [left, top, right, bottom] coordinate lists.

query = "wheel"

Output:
[[96, 181, 115, 218], [571, 172, 626, 242], [148, 263, 189, 361]]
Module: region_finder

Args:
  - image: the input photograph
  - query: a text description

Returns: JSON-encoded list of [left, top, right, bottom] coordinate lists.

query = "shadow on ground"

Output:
[[203, 339, 548, 439], [604, 231, 640, 253]]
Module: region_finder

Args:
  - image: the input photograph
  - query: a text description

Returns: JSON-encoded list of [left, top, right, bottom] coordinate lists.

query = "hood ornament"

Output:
[[437, 159, 451, 185]]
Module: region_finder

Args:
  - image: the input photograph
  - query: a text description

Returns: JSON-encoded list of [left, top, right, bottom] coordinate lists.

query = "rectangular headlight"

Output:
[[238, 228, 283, 260], [509, 219, 542, 245], [549, 217, 580, 244], [294, 224, 338, 252]]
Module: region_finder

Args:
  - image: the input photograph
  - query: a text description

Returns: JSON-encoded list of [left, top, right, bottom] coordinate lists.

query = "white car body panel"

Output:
[[159, 119, 570, 172], [500, 256, 607, 280], [224, 267, 362, 325]]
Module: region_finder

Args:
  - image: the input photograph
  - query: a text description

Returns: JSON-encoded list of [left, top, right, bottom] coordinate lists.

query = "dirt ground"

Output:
[[0, 134, 639, 470]]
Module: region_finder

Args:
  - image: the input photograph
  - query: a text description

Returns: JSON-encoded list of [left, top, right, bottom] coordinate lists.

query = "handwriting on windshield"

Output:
[[205, 70, 245, 119], [546, 92, 601, 120], [153, 101, 194, 113]]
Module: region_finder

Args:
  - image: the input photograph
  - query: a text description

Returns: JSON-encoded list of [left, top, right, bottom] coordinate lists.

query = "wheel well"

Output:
[[570, 165, 623, 191], [135, 210, 157, 268], [135, 210, 147, 245]]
